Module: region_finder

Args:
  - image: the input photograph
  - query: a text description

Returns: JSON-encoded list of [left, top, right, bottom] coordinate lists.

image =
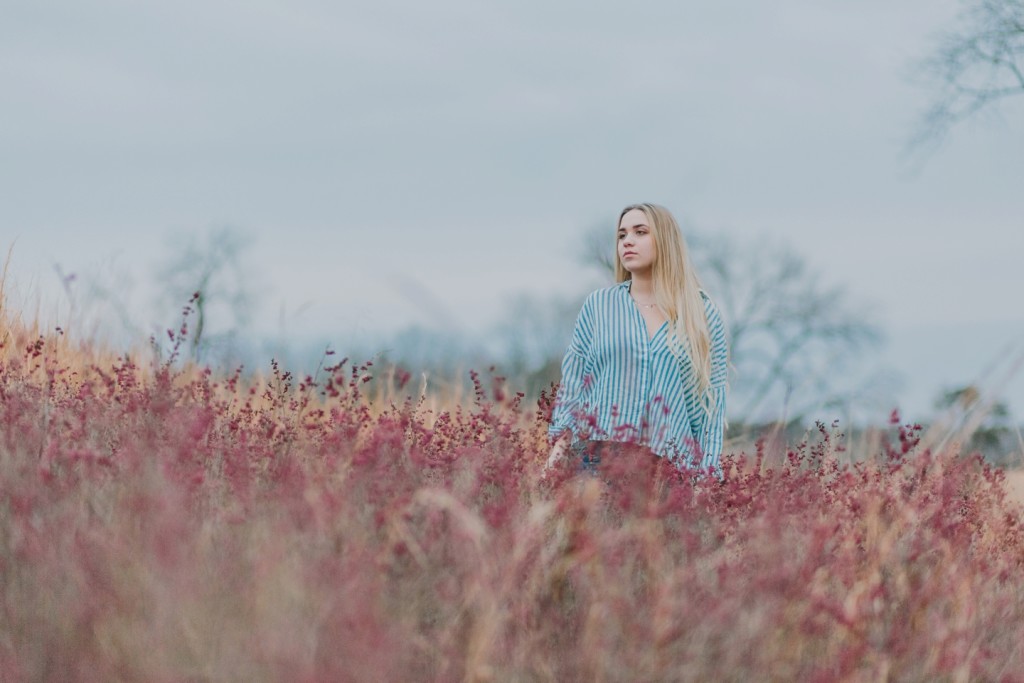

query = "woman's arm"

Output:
[[547, 294, 596, 454], [691, 296, 729, 473]]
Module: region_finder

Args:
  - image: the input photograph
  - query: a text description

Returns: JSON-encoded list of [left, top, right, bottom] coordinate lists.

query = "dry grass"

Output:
[[3, 279, 1024, 681]]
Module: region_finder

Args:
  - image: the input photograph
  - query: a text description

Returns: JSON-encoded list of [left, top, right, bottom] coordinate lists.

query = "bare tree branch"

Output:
[[156, 226, 255, 365], [910, 0, 1024, 153]]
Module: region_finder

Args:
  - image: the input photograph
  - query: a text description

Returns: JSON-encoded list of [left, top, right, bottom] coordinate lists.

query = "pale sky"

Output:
[[2, 0, 1023, 422]]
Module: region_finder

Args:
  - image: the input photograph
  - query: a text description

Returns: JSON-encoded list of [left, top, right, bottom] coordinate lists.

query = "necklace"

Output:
[[631, 296, 658, 309], [628, 282, 658, 309]]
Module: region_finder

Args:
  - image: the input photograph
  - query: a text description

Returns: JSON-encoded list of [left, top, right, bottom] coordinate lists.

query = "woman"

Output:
[[546, 203, 728, 475]]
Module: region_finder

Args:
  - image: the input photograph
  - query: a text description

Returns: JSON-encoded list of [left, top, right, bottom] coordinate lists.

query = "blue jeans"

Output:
[[570, 440, 606, 474], [570, 440, 656, 474]]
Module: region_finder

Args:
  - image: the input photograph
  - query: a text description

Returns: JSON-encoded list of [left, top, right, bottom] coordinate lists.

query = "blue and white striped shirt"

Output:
[[549, 280, 728, 471]]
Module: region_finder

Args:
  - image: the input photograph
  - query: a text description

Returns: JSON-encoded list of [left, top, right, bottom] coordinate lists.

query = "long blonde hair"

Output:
[[614, 203, 715, 406]]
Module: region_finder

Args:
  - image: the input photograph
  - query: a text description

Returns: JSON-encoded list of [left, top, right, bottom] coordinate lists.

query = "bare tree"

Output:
[[394, 223, 885, 426], [932, 384, 1020, 465], [913, 0, 1024, 150], [688, 233, 883, 423], [491, 292, 592, 397], [156, 227, 255, 365], [575, 225, 885, 425]]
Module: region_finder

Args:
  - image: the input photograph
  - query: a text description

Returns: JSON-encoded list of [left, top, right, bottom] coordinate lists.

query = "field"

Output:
[[2, 304, 1024, 682]]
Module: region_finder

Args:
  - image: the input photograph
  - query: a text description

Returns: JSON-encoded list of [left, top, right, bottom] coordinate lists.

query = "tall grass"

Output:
[[1, 295, 1023, 682]]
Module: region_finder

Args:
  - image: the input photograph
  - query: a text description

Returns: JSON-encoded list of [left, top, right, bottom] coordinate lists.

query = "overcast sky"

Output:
[[2, 0, 1022, 422]]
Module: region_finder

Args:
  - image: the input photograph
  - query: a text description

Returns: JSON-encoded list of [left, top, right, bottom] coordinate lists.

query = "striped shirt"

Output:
[[548, 280, 728, 471]]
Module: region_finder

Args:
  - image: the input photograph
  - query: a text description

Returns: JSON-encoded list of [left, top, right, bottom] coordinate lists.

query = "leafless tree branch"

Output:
[[910, 0, 1024, 154]]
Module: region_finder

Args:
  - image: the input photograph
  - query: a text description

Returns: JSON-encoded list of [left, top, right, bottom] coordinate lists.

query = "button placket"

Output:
[[628, 293, 654, 443]]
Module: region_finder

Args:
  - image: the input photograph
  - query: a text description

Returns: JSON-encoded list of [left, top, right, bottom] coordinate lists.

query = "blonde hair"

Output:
[[614, 203, 716, 410]]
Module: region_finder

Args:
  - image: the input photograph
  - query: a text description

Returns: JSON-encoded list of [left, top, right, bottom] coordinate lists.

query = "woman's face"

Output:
[[617, 208, 657, 275]]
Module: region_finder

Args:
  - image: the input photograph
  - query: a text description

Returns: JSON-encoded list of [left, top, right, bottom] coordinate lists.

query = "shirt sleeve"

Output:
[[548, 294, 596, 443], [691, 295, 728, 473]]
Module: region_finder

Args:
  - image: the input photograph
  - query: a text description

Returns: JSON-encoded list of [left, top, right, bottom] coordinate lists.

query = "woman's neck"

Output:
[[628, 273, 655, 299]]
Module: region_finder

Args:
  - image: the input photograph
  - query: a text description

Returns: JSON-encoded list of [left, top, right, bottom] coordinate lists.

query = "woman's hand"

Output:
[[544, 433, 571, 472]]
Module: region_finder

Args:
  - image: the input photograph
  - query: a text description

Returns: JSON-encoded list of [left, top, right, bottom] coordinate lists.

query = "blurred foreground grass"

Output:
[[2, 282, 1024, 681]]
